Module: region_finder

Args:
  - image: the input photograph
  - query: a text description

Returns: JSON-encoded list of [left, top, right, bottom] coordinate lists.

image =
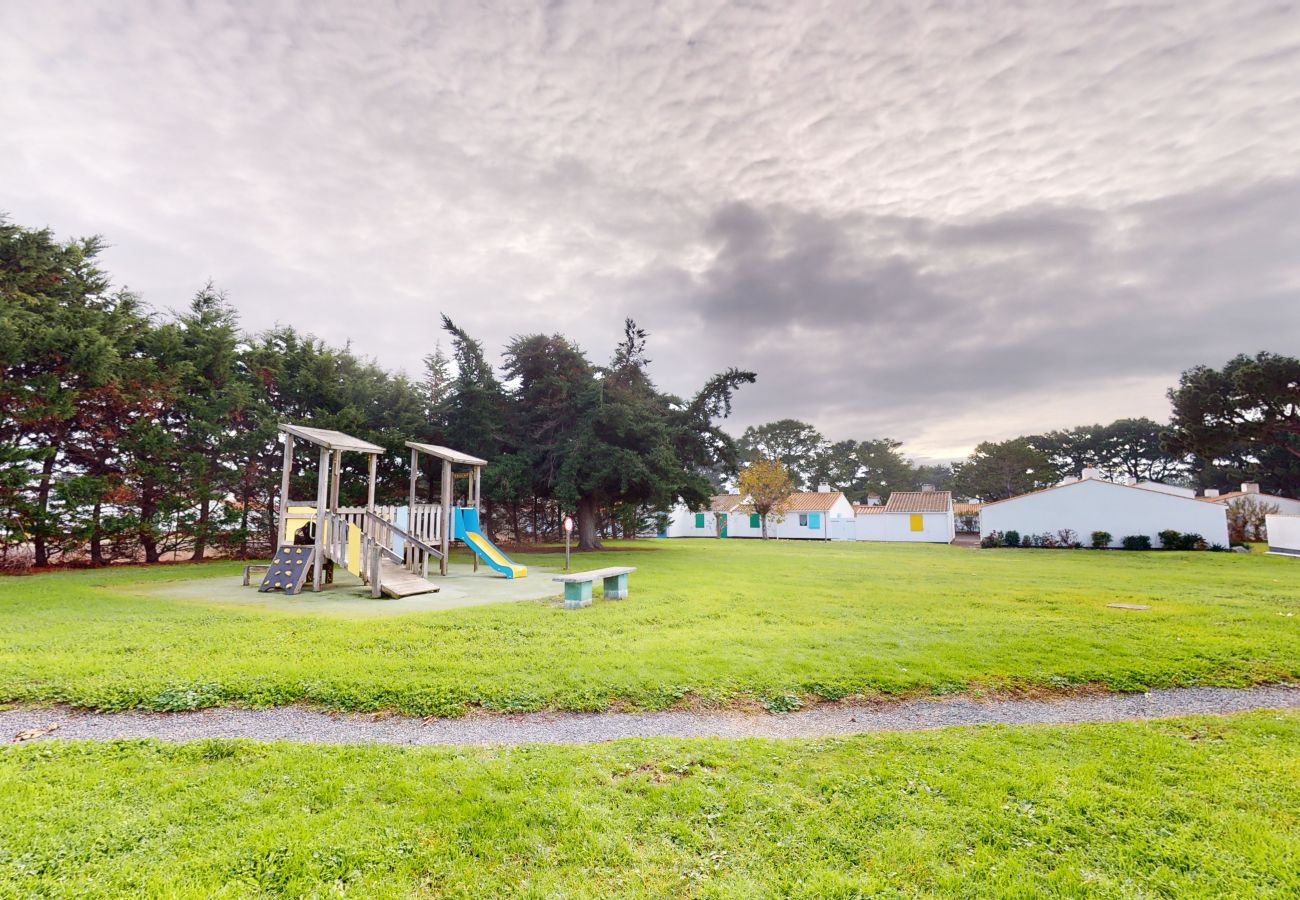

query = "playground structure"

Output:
[[407, 442, 527, 579], [262, 425, 526, 599]]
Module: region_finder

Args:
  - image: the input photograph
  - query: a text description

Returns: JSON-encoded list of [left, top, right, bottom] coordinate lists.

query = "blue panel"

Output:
[[809, 512, 821, 529]]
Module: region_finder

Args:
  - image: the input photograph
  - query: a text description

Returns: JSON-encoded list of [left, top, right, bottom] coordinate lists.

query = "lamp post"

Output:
[[563, 515, 574, 571]]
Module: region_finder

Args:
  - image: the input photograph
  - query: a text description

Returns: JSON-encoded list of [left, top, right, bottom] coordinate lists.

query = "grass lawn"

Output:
[[1, 540, 1296, 715], [1, 712, 1296, 897]]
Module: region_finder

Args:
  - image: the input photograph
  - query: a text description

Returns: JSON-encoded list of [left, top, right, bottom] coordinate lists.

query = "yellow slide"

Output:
[[464, 530, 528, 579]]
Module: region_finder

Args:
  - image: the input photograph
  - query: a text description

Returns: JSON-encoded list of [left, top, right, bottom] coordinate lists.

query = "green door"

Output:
[[718, 513, 728, 538]]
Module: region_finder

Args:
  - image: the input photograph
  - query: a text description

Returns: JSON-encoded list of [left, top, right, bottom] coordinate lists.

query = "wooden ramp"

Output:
[[377, 558, 439, 598]]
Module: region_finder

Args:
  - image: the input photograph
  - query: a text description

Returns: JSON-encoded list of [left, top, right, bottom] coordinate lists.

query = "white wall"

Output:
[[664, 505, 719, 538], [980, 479, 1230, 548], [1266, 515, 1300, 556], [855, 511, 954, 543]]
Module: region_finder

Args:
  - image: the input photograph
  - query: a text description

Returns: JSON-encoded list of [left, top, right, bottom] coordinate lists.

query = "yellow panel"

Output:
[[910, 514, 924, 532], [346, 523, 363, 576]]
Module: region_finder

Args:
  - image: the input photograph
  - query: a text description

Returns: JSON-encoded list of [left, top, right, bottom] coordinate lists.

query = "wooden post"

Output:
[[407, 448, 418, 516], [276, 432, 294, 545], [313, 447, 329, 592], [440, 458, 452, 575], [366, 453, 377, 513], [329, 450, 342, 512]]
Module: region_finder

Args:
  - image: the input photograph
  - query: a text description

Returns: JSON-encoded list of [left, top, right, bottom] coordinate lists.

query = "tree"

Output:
[[1167, 352, 1300, 497], [1032, 418, 1187, 483], [953, 438, 1054, 502], [174, 284, 249, 560], [738, 458, 795, 538], [1224, 496, 1280, 544], [737, 420, 825, 489], [0, 220, 156, 565]]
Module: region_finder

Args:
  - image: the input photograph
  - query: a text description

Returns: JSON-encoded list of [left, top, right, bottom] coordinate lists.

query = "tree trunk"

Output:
[[33, 452, 56, 567], [140, 494, 160, 564], [90, 499, 105, 566], [576, 495, 602, 551], [191, 496, 210, 561], [761, 513, 769, 539], [238, 485, 251, 558]]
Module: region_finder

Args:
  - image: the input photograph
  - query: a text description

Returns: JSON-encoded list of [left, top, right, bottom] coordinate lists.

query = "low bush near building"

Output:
[[979, 532, 1002, 548], [1121, 535, 1153, 551], [1090, 531, 1112, 549], [1158, 530, 1209, 551], [1002, 530, 1021, 548]]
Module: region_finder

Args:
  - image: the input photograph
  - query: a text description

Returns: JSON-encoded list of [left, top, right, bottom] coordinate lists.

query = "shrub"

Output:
[[1020, 534, 1034, 548], [979, 532, 1002, 549], [1002, 530, 1021, 548], [1090, 531, 1112, 549], [1225, 496, 1280, 543], [1121, 535, 1152, 551], [1177, 533, 1205, 551], [1055, 529, 1079, 549], [1158, 529, 1181, 549]]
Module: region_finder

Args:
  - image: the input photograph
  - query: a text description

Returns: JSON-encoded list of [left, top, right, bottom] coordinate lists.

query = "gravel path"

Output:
[[4, 685, 1297, 746]]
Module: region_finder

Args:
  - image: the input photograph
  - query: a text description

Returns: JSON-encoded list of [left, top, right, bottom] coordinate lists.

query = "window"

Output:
[[809, 512, 821, 529], [798, 513, 809, 527], [694, 513, 705, 528], [750, 513, 760, 528], [910, 514, 924, 532]]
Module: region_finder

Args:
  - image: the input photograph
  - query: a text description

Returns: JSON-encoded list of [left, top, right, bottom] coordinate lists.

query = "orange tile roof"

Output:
[[884, 491, 953, 513], [784, 490, 848, 512], [710, 494, 741, 513], [854, 505, 885, 515], [1199, 491, 1296, 503], [953, 502, 982, 516]]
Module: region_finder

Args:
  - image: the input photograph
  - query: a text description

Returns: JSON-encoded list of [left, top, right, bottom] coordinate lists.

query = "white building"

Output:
[[1265, 515, 1300, 557], [855, 490, 955, 543], [980, 472, 1230, 548], [662, 487, 854, 540], [1200, 483, 1300, 517]]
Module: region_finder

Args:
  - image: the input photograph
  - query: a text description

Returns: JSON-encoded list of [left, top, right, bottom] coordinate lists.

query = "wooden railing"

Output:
[[408, 503, 442, 543], [361, 511, 444, 597]]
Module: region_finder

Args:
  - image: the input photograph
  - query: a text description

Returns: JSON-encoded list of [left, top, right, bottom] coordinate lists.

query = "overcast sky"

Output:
[[3, 1, 1298, 458]]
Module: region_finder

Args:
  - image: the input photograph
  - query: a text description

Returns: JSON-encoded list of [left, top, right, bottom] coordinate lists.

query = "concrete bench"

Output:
[[553, 566, 636, 609]]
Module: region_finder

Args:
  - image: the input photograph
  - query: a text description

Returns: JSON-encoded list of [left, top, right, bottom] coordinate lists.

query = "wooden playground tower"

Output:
[[270, 426, 492, 597], [405, 441, 487, 575]]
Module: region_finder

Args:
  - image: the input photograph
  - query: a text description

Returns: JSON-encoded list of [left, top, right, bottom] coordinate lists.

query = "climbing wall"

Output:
[[258, 544, 315, 595]]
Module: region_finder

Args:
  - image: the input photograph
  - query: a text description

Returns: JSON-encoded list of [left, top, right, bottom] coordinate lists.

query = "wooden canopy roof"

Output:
[[405, 442, 487, 467], [280, 424, 385, 455]]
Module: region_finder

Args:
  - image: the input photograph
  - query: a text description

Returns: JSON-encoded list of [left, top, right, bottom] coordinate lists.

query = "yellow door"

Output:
[[910, 514, 924, 532]]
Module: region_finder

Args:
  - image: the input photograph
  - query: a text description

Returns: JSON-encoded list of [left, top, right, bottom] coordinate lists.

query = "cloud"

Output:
[[1, 0, 1298, 457]]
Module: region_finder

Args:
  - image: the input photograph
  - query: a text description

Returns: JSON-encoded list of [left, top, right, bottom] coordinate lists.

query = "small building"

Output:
[[1265, 515, 1300, 557], [855, 490, 955, 543], [662, 487, 854, 540], [662, 494, 739, 538], [1200, 483, 1300, 517], [728, 486, 855, 540], [980, 471, 1230, 548]]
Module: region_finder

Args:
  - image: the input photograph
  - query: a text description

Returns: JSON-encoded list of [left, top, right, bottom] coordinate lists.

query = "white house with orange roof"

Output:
[[980, 468, 1230, 548], [855, 488, 955, 542], [662, 486, 854, 540]]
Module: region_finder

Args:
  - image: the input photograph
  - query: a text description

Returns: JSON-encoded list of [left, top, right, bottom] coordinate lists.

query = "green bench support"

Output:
[[553, 566, 636, 609]]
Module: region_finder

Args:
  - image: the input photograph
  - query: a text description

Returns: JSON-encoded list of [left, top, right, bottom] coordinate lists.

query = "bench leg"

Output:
[[602, 573, 629, 600], [564, 581, 593, 609]]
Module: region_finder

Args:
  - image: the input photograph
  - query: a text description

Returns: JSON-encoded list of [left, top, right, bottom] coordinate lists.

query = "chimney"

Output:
[[921, 483, 935, 492], [1081, 467, 1101, 480], [817, 483, 831, 493], [1204, 489, 1220, 498], [1242, 482, 1260, 494]]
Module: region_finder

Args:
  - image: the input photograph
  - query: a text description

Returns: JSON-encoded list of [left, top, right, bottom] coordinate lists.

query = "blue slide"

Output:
[[453, 507, 527, 578]]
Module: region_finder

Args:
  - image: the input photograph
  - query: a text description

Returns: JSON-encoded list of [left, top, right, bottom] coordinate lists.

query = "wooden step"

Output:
[[377, 558, 440, 598]]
